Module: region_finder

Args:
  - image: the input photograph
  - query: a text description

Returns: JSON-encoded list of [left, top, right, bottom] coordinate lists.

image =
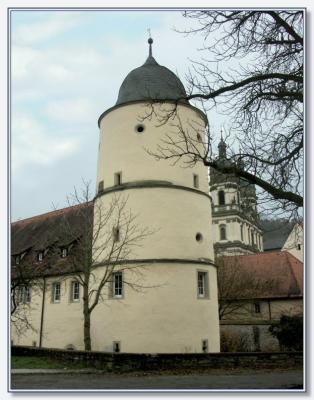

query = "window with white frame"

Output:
[[19, 286, 31, 304], [37, 251, 44, 262], [112, 272, 123, 298], [197, 271, 209, 299], [71, 281, 80, 302], [61, 248, 68, 258], [52, 282, 61, 303]]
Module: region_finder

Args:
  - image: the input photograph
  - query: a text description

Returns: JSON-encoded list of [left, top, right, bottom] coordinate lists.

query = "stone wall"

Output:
[[12, 346, 302, 372], [220, 323, 280, 352]]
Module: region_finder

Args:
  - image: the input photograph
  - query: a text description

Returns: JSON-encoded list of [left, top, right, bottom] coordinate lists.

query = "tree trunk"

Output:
[[83, 284, 91, 351]]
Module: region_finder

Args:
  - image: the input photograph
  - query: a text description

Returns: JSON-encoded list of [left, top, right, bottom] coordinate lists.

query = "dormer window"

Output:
[[37, 251, 44, 262], [61, 248, 68, 258]]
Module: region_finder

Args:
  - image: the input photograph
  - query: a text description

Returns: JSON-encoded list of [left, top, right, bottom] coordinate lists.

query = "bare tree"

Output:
[[148, 10, 303, 216], [217, 256, 277, 320], [57, 182, 152, 351], [11, 262, 43, 338], [11, 181, 152, 350]]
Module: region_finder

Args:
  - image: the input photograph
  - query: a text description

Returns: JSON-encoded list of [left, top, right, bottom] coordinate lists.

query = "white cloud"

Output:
[[12, 113, 81, 172], [12, 13, 85, 45], [44, 98, 96, 125]]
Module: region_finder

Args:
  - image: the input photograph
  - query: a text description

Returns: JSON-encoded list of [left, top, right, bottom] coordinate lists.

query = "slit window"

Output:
[[240, 225, 243, 241], [193, 174, 199, 189], [113, 227, 120, 242], [202, 339, 208, 353], [37, 252, 44, 262], [15, 255, 20, 265], [98, 180, 104, 192], [114, 172, 122, 186]]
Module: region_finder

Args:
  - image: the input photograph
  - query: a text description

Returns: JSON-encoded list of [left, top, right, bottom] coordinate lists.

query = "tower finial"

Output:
[[147, 29, 153, 57], [218, 128, 227, 159]]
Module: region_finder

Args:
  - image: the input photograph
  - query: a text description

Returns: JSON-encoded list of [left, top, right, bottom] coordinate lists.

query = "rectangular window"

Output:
[[114, 172, 122, 186], [71, 281, 80, 302], [197, 271, 209, 299], [15, 255, 20, 265], [193, 174, 199, 189], [254, 302, 261, 314], [37, 252, 43, 262], [52, 282, 61, 303], [112, 272, 123, 298], [297, 244, 301, 250], [19, 286, 31, 304]]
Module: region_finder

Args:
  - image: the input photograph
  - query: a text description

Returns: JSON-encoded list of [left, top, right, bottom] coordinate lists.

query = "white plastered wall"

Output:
[[97, 103, 209, 193]]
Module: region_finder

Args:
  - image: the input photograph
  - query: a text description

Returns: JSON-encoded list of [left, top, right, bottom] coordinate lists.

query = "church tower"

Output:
[[92, 39, 220, 353], [210, 134, 263, 256]]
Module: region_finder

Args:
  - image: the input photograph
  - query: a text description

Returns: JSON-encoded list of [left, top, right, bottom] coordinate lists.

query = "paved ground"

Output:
[[10, 369, 304, 391]]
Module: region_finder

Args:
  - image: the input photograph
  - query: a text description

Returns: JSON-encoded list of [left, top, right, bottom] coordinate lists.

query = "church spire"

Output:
[[218, 128, 227, 159]]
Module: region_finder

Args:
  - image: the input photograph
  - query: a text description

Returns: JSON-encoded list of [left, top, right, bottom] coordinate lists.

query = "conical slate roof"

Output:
[[116, 40, 189, 106]]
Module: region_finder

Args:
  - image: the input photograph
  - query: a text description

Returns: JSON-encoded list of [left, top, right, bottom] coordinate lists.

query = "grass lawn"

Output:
[[11, 355, 86, 370]]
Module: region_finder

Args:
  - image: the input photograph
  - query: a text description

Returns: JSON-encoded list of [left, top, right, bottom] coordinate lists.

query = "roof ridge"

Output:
[[12, 202, 92, 226]]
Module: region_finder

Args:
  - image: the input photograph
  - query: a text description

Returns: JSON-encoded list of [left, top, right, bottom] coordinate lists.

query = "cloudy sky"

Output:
[[11, 9, 227, 221]]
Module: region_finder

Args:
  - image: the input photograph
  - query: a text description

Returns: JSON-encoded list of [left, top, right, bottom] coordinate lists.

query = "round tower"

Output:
[[92, 39, 220, 353]]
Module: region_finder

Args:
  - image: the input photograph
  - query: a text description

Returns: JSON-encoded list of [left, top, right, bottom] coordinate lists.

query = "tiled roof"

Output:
[[11, 203, 93, 278], [11, 203, 93, 254], [221, 251, 303, 300]]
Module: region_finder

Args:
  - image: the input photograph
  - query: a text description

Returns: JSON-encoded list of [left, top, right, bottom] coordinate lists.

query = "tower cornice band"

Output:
[[94, 180, 212, 202]]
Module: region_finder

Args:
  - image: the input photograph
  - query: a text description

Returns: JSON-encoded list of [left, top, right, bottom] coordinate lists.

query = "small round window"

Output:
[[135, 124, 145, 133], [195, 232, 203, 242]]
